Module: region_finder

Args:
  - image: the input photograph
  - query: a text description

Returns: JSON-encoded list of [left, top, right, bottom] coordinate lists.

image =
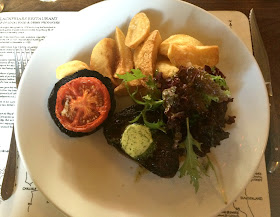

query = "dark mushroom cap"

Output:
[[48, 69, 116, 137]]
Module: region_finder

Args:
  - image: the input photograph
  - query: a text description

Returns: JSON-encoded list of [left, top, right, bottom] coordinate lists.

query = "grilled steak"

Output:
[[103, 104, 179, 178]]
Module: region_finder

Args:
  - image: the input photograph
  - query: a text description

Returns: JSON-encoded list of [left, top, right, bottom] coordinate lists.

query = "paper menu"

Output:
[[0, 11, 271, 217]]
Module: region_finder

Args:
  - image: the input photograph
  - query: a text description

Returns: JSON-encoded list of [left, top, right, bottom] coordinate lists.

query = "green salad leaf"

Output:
[[210, 75, 228, 90], [203, 74, 231, 106], [179, 118, 207, 192], [116, 69, 165, 132], [117, 68, 146, 82]]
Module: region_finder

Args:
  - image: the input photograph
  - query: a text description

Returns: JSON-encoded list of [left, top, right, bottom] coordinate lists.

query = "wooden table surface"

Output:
[[2, 0, 280, 216]]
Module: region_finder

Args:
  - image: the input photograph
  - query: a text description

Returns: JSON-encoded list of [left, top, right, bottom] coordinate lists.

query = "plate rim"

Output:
[[14, 0, 270, 216]]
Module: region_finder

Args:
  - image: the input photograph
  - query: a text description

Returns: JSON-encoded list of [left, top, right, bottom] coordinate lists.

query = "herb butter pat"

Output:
[[121, 124, 153, 158]]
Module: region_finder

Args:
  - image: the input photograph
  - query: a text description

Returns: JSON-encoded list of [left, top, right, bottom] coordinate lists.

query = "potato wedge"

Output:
[[114, 27, 134, 78], [168, 44, 219, 67], [56, 60, 90, 79], [155, 58, 179, 79], [90, 38, 120, 86], [159, 34, 203, 56], [133, 30, 162, 81], [125, 12, 150, 49]]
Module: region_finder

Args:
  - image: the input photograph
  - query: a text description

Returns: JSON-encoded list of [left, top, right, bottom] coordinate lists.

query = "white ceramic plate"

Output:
[[15, 0, 269, 216]]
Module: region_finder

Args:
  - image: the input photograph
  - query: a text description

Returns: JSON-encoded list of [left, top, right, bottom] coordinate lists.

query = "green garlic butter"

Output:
[[121, 124, 153, 158]]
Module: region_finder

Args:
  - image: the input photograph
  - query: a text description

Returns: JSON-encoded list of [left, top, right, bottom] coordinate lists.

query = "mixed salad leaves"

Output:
[[116, 65, 235, 192]]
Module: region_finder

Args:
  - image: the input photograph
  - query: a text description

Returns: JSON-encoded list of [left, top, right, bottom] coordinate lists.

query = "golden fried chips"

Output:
[[56, 12, 220, 96]]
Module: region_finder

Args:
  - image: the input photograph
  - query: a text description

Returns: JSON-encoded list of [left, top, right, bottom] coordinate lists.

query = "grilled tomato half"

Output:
[[48, 69, 115, 137]]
